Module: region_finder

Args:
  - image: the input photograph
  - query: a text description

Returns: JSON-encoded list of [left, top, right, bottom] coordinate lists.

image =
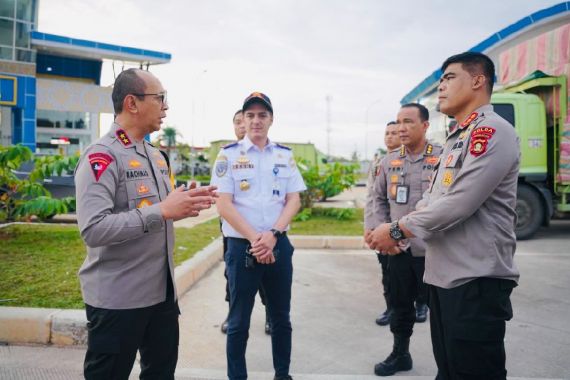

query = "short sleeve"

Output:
[[210, 151, 234, 193], [285, 153, 307, 193]]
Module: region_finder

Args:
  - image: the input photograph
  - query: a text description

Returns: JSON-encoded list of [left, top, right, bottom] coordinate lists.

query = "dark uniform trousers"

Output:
[[84, 274, 180, 380], [376, 253, 391, 308], [224, 234, 268, 305], [225, 235, 294, 380], [429, 277, 516, 380], [389, 249, 425, 338]]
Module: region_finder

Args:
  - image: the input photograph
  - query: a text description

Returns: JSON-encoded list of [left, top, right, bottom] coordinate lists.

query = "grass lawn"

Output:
[[0, 208, 364, 309], [289, 208, 364, 236], [0, 219, 221, 309]]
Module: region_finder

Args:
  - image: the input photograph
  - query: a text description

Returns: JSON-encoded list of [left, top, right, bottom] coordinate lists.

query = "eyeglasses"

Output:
[[131, 91, 168, 106]]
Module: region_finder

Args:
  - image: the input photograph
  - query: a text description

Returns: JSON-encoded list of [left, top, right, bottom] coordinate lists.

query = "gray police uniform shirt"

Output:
[[400, 104, 521, 289], [364, 155, 382, 227], [75, 123, 175, 309], [366, 143, 443, 257], [210, 136, 306, 238]]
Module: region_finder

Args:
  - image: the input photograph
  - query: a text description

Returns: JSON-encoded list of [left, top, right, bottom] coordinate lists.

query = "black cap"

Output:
[[242, 92, 273, 113]]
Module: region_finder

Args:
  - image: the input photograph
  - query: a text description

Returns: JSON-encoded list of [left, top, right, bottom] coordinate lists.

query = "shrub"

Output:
[[0, 145, 78, 222]]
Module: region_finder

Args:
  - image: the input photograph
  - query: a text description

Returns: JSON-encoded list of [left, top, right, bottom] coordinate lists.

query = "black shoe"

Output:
[[221, 317, 228, 334], [375, 309, 392, 326], [374, 351, 412, 376], [374, 335, 413, 376], [415, 303, 428, 323], [265, 309, 272, 335], [274, 376, 292, 380]]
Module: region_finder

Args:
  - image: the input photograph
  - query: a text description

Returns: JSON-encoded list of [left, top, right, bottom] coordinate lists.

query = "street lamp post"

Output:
[[364, 99, 382, 161], [190, 69, 208, 180]]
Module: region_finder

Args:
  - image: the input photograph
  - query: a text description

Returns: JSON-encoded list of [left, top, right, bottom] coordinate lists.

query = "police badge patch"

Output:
[[215, 155, 228, 177]]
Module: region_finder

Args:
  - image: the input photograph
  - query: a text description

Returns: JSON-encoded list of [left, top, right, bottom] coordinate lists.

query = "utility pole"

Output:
[[326, 95, 332, 157]]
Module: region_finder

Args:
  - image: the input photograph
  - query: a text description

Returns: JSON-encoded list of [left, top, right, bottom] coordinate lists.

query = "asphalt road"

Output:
[[1, 221, 569, 380]]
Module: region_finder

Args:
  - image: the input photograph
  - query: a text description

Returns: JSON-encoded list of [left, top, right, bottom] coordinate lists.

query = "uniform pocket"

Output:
[[86, 307, 121, 354], [233, 170, 255, 197], [126, 181, 159, 210]]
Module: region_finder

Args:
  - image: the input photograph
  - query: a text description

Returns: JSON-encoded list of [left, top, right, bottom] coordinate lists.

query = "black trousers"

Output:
[[223, 235, 267, 305], [376, 252, 391, 309], [389, 250, 425, 338], [84, 277, 180, 380], [428, 278, 516, 380]]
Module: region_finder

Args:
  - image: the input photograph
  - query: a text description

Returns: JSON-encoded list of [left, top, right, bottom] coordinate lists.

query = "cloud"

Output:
[[39, 0, 563, 158]]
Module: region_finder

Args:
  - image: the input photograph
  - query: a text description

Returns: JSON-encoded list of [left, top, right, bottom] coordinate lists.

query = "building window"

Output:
[[0, 0, 37, 62], [16, 0, 36, 22], [0, 0, 15, 19], [37, 110, 91, 131], [0, 19, 14, 46], [15, 21, 30, 48], [15, 48, 33, 62], [0, 46, 13, 60]]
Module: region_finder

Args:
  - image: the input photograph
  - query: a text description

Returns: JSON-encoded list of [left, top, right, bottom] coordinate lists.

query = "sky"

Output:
[[39, 0, 563, 159]]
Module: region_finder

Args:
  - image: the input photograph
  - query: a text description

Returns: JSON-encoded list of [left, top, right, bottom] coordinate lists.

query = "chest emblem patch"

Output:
[[442, 170, 454, 187], [137, 199, 153, 208], [137, 183, 150, 195]]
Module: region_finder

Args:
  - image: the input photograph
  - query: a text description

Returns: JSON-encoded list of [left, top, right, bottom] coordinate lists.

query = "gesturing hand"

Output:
[[160, 185, 218, 221]]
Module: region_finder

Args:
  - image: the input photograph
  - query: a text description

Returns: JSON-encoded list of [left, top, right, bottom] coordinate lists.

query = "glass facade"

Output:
[[37, 109, 91, 130], [36, 110, 94, 156], [0, 0, 36, 62]]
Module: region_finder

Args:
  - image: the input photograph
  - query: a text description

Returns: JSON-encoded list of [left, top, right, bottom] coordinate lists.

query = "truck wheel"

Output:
[[515, 185, 543, 240]]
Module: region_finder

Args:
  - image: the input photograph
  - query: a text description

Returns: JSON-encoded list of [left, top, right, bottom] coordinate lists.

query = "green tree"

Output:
[[0, 145, 78, 222], [159, 126, 182, 161]]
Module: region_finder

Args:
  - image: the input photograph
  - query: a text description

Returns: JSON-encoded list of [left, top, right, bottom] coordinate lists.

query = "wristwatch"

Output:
[[389, 220, 405, 241], [270, 228, 284, 238]]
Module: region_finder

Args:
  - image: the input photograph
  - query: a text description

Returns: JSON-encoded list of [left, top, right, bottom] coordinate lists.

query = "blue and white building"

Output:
[[0, 0, 171, 155]]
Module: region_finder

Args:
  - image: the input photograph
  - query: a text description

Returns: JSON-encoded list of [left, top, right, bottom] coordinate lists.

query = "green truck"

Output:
[[491, 73, 570, 239]]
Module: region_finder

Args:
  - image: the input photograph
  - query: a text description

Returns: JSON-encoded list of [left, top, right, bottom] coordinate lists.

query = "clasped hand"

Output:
[[249, 231, 277, 265], [364, 223, 402, 255]]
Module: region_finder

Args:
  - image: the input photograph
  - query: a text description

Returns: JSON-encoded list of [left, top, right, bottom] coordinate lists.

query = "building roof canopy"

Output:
[[31, 31, 171, 65], [400, 1, 570, 104]]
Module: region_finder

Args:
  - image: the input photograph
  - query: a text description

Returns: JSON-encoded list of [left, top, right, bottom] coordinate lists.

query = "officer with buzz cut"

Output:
[[75, 68, 217, 380], [365, 121, 400, 327], [367, 52, 520, 379], [367, 103, 442, 376], [211, 92, 306, 380]]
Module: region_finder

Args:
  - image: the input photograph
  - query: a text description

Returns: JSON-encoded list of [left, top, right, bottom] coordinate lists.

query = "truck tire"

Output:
[[515, 184, 543, 240]]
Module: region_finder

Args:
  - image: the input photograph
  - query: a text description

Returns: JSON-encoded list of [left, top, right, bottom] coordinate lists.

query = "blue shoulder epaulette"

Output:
[[222, 142, 238, 149], [275, 143, 291, 150]]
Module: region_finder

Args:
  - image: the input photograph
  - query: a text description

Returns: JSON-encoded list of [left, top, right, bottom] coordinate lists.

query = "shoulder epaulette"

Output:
[[275, 143, 291, 151], [222, 142, 239, 149]]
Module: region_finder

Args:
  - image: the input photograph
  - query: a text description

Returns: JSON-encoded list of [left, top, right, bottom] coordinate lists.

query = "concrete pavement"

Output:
[[1, 221, 569, 379]]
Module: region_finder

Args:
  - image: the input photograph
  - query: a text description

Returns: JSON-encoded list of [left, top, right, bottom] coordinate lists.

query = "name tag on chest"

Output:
[[395, 185, 409, 204]]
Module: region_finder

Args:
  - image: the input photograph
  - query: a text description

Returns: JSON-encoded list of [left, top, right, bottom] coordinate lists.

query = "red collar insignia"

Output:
[[88, 153, 113, 181], [460, 112, 478, 128], [116, 129, 132, 146]]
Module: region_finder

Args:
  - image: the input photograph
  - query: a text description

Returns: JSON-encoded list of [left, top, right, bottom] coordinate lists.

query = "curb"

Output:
[[0, 235, 364, 346], [289, 235, 365, 249], [0, 237, 224, 346]]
